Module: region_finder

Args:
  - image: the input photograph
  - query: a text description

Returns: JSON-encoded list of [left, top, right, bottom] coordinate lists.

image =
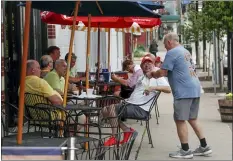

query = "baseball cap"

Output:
[[155, 56, 161, 63], [141, 54, 155, 66]]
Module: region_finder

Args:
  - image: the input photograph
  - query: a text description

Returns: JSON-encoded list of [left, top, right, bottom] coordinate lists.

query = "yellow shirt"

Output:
[[44, 70, 65, 93], [20, 75, 63, 120]]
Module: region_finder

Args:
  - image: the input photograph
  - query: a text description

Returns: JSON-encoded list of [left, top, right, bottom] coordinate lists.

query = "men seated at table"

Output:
[[111, 59, 143, 98], [64, 53, 85, 83], [102, 54, 171, 146], [40, 55, 53, 78], [44, 59, 78, 96], [22, 60, 86, 132]]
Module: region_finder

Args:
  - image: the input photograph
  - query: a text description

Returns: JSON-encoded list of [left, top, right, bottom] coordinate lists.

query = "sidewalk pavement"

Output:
[[127, 93, 232, 160]]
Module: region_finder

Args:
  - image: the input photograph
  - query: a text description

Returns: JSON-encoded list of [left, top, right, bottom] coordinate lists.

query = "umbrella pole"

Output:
[[85, 14, 91, 90], [17, 1, 31, 145], [85, 14, 91, 150], [97, 23, 100, 81], [63, 1, 80, 107], [108, 29, 111, 71]]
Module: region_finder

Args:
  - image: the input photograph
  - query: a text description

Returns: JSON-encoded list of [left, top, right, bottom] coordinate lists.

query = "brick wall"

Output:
[[47, 24, 56, 39]]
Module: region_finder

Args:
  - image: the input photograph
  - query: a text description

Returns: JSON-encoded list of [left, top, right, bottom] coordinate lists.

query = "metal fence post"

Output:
[[67, 137, 77, 160]]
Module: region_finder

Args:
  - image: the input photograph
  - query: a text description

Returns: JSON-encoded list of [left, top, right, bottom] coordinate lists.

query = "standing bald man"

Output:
[[147, 33, 212, 159]]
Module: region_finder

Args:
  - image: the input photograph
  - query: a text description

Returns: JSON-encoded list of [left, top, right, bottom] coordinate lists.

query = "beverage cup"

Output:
[[87, 88, 94, 96]]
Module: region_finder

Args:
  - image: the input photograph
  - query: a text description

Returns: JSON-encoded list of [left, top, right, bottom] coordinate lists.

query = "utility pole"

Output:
[[195, 0, 200, 67], [213, 31, 219, 85], [202, 1, 207, 72]]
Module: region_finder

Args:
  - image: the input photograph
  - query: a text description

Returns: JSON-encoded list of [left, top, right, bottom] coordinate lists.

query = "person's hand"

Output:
[[143, 87, 154, 96], [146, 71, 154, 79], [111, 73, 117, 81], [146, 70, 158, 79], [71, 84, 78, 91]]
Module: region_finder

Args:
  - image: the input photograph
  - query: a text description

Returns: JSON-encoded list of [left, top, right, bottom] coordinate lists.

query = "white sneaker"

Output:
[[192, 146, 212, 156], [169, 148, 193, 159]]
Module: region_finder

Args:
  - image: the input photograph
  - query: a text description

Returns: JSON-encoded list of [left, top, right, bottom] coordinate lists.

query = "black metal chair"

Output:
[[25, 103, 91, 138], [126, 91, 161, 149], [72, 95, 127, 139], [137, 91, 161, 125], [24, 93, 52, 132], [1, 101, 29, 137], [65, 131, 138, 160]]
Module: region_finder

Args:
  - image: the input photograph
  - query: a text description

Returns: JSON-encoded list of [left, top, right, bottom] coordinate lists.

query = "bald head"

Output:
[[163, 33, 180, 51], [55, 59, 67, 77], [26, 60, 41, 77]]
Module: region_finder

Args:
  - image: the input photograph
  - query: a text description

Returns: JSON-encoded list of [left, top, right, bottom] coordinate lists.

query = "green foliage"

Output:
[[182, 1, 233, 43], [133, 44, 145, 57]]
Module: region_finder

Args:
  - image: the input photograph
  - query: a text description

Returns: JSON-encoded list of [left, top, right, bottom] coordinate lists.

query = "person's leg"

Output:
[[175, 120, 189, 150], [102, 104, 119, 135], [188, 98, 205, 140], [174, 99, 192, 151], [113, 90, 121, 97], [188, 98, 212, 156], [102, 103, 129, 146], [70, 111, 86, 136], [169, 99, 193, 159]]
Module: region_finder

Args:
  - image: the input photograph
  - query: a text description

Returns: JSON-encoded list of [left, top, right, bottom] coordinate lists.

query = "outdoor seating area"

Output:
[[1, 88, 162, 160], [2, 0, 233, 160]]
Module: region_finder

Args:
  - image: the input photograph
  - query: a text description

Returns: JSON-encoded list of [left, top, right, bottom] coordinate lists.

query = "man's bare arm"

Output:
[[147, 69, 168, 79], [69, 76, 79, 83], [111, 75, 128, 86], [48, 95, 63, 105], [145, 86, 171, 95], [152, 86, 171, 93]]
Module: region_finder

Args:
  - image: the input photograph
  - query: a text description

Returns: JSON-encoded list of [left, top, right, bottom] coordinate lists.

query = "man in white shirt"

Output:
[[103, 54, 171, 146]]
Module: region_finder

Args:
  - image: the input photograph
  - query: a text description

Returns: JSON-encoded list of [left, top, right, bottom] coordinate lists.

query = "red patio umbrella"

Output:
[[40, 11, 162, 28], [40, 11, 162, 82]]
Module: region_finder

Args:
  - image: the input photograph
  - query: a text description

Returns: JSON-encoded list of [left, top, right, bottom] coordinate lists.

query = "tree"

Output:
[[182, 1, 233, 90]]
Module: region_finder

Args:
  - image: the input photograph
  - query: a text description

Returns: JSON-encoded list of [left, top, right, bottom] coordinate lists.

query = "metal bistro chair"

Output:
[[128, 91, 161, 149], [73, 95, 127, 140], [1, 101, 60, 139], [24, 93, 52, 133], [65, 131, 138, 160], [1, 101, 28, 137], [137, 91, 161, 125], [25, 103, 91, 138]]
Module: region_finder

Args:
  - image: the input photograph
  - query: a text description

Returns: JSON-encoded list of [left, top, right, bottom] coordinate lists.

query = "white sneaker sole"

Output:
[[169, 154, 194, 159], [193, 149, 212, 156]]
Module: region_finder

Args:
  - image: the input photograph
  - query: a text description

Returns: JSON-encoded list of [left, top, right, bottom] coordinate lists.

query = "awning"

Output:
[[161, 15, 180, 23]]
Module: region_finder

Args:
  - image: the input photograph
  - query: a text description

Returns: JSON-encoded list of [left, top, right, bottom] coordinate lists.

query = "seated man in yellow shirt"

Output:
[[44, 59, 78, 95], [24, 60, 63, 105]]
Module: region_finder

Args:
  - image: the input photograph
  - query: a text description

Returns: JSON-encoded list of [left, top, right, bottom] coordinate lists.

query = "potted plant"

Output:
[[218, 93, 233, 122]]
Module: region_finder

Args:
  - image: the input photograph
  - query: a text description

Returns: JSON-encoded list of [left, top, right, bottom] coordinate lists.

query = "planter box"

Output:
[[218, 99, 233, 122]]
